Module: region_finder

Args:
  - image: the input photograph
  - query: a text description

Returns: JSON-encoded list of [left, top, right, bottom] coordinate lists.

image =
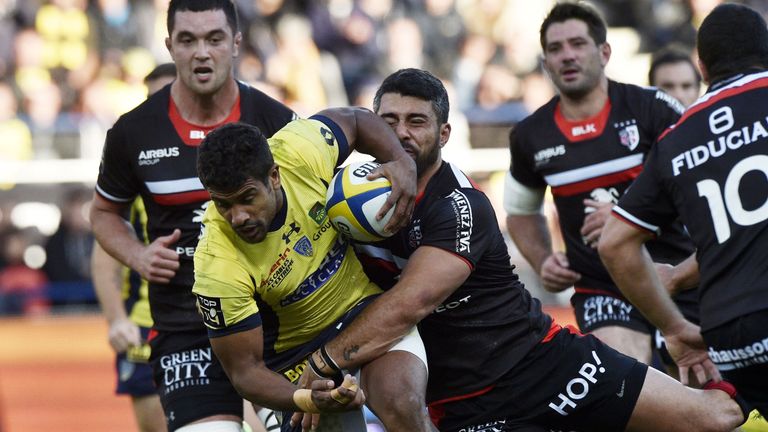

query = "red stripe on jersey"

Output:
[[573, 287, 616, 296], [551, 164, 643, 197], [427, 384, 495, 407], [153, 190, 210, 205], [659, 76, 768, 141], [541, 321, 583, 343], [554, 99, 612, 142], [169, 94, 242, 146], [358, 253, 399, 274], [611, 210, 658, 238]]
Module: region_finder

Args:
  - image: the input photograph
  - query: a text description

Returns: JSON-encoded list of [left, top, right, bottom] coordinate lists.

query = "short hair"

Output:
[[167, 0, 239, 36], [373, 68, 450, 124], [697, 3, 768, 81], [197, 123, 274, 192], [540, 2, 607, 50], [648, 46, 701, 86], [144, 63, 177, 84]]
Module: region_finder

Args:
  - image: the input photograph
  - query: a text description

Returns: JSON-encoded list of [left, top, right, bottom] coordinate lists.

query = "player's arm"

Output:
[[655, 253, 700, 296], [210, 325, 364, 413], [320, 245, 470, 370], [314, 107, 416, 233], [599, 216, 718, 384], [91, 240, 140, 352], [90, 193, 180, 284], [504, 172, 580, 292]]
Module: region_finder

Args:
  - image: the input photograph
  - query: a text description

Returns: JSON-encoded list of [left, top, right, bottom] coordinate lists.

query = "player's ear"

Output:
[[269, 164, 280, 189], [439, 123, 451, 148], [600, 42, 611, 66], [233, 31, 242, 58], [165, 36, 172, 57]]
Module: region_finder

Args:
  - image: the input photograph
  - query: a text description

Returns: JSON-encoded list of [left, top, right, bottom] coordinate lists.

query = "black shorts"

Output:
[[571, 289, 655, 334], [702, 309, 768, 417], [428, 326, 648, 432], [149, 328, 242, 431], [116, 326, 156, 397]]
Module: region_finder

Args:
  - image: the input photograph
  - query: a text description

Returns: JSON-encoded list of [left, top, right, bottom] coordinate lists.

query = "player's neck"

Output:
[[171, 78, 239, 126], [417, 159, 442, 194], [558, 77, 609, 121]]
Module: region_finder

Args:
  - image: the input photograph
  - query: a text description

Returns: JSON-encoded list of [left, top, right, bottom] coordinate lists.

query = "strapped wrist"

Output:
[[292, 389, 320, 413]]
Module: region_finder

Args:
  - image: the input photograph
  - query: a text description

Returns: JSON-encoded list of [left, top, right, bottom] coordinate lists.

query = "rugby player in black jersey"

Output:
[[601, 2, 768, 419], [90, 1, 295, 430], [503, 1, 700, 371], [293, 67, 747, 431]]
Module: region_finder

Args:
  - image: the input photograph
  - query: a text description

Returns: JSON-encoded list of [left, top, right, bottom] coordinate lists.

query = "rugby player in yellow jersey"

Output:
[[193, 107, 435, 431]]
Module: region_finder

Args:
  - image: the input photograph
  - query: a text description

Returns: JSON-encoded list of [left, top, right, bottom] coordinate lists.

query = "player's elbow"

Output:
[[597, 225, 622, 266]]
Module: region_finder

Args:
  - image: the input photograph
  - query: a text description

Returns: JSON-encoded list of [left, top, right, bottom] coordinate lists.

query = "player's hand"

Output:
[[291, 375, 365, 431], [136, 229, 181, 283], [663, 320, 721, 385], [368, 156, 417, 234], [291, 359, 323, 431], [581, 199, 614, 248], [108, 317, 141, 353], [540, 252, 581, 292]]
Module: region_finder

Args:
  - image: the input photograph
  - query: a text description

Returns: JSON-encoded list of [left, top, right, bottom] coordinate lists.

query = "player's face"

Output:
[[376, 93, 450, 175], [166, 9, 241, 96], [542, 19, 609, 99], [209, 171, 282, 244], [652, 61, 700, 108]]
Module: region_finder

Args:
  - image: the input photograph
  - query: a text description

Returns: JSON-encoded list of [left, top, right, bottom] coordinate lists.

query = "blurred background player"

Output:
[[649, 45, 702, 108], [504, 1, 695, 367], [91, 62, 175, 432], [89, 1, 295, 430]]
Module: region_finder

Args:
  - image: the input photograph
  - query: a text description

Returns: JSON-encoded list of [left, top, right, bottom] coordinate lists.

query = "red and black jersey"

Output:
[[96, 81, 295, 331], [510, 80, 695, 298], [355, 162, 552, 404], [615, 71, 768, 331]]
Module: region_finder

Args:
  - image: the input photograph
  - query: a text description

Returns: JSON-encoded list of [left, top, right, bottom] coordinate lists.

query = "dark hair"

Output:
[[167, 0, 239, 35], [144, 63, 177, 84], [648, 45, 701, 86], [373, 68, 450, 124], [697, 3, 768, 81], [540, 2, 607, 50], [197, 123, 274, 192]]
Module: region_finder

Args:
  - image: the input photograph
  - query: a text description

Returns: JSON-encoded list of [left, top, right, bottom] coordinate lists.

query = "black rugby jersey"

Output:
[[96, 81, 294, 331], [511, 80, 695, 298], [355, 162, 552, 403], [615, 71, 768, 331]]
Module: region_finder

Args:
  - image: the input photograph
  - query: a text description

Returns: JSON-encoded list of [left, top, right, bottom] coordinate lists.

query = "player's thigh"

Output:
[[361, 326, 429, 414], [131, 394, 167, 432], [625, 367, 742, 432], [591, 326, 653, 364]]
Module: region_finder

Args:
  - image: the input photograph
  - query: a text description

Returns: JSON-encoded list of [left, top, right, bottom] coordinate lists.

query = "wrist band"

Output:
[[320, 345, 342, 373], [308, 352, 338, 380], [292, 389, 320, 413]]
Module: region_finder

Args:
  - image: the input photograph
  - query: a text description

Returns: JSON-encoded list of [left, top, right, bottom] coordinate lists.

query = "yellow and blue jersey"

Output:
[[193, 117, 381, 371], [125, 197, 152, 329]]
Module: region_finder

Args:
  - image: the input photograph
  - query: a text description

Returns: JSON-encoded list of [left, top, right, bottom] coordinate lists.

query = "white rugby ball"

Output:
[[325, 161, 394, 242]]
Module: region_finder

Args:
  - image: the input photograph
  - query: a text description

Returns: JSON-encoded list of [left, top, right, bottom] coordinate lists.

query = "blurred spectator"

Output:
[[648, 45, 702, 108], [0, 226, 49, 315], [414, 0, 466, 79], [90, 0, 155, 60], [452, 32, 496, 111], [377, 16, 428, 75], [0, 81, 32, 163], [43, 187, 93, 284]]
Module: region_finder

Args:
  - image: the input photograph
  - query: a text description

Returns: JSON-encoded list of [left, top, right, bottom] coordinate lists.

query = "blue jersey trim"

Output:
[[309, 114, 350, 166], [207, 313, 263, 338]]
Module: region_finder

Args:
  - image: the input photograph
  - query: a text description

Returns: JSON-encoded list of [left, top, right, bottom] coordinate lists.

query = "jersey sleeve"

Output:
[[509, 125, 547, 188], [96, 120, 142, 202], [420, 188, 498, 269], [269, 117, 350, 184], [648, 89, 683, 140], [613, 147, 679, 235], [193, 222, 262, 338]]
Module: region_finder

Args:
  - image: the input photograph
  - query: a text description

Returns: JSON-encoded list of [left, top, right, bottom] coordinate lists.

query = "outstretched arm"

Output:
[[210, 327, 364, 413], [599, 216, 718, 384]]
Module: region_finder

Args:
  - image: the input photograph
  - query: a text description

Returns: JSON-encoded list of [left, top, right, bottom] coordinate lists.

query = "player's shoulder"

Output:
[[611, 80, 685, 114], [116, 86, 170, 126], [428, 164, 493, 209], [238, 80, 295, 114]]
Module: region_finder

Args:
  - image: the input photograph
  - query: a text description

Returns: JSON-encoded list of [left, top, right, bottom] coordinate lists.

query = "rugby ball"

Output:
[[325, 161, 394, 242]]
